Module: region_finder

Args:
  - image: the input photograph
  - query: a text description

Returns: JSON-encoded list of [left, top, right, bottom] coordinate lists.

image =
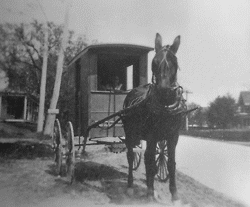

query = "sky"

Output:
[[1, 0, 250, 107]]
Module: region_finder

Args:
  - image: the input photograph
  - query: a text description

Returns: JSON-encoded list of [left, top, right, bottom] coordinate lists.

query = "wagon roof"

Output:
[[68, 43, 154, 66]]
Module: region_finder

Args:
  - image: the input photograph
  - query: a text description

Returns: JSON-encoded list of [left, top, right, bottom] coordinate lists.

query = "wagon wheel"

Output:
[[132, 143, 142, 170], [155, 140, 169, 182], [52, 118, 63, 175], [65, 121, 75, 184]]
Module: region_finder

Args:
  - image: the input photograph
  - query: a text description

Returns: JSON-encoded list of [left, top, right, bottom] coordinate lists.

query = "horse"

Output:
[[122, 33, 186, 202]]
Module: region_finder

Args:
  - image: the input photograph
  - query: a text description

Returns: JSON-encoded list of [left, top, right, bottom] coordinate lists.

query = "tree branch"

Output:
[[24, 46, 42, 72], [20, 60, 41, 72], [15, 27, 43, 71], [25, 41, 43, 64]]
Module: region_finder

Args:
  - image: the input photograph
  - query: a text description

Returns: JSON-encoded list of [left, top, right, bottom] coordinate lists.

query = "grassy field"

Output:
[[0, 122, 49, 140], [180, 128, 250, 142]]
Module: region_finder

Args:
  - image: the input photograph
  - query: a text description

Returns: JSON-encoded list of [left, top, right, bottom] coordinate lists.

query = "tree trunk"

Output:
[[43, 0, 71, 136], [37, 23, 49, 132]]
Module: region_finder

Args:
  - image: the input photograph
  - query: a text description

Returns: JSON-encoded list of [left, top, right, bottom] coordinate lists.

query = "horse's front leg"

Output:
[[167, 134, 179, 201], [144, 138, 157, 199], [126, 142, 134, 188]]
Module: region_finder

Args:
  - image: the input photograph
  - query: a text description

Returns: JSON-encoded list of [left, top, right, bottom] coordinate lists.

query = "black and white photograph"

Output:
[[0, 0, 250, 206]]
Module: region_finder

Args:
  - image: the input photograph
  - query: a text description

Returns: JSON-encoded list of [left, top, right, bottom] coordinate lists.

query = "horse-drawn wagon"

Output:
[[52, 34, 196, 201]]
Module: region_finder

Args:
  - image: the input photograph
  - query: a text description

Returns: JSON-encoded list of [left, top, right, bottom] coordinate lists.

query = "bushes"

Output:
[[180, 129, 250, 142]]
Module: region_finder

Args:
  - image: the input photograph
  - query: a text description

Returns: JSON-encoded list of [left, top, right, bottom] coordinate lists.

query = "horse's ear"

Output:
[[155, 33, 162, 53], [170, 35, 181, 54]]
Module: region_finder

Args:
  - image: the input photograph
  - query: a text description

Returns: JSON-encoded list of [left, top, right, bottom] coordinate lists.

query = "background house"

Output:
[[0, 89, 38, 123], [0, 68, 38, 123], [235, 91, 250, 128]]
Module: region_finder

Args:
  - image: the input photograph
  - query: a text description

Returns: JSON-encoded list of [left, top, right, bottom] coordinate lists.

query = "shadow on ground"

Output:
[[46, 160, 149, 205], [74, 161, 127, 181], [74, 161, 149, 204], [0, 142, 53, 159]]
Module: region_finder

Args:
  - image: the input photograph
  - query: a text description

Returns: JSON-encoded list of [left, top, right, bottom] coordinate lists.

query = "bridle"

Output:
[[158, 45, 176, 69], [152, 45, 179, 91], [151, 45, 184, 112]]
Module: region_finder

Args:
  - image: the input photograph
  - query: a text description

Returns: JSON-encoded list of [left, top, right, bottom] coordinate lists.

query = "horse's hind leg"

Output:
[[167, 135, 179, 201], [144, 138, 157, 199]]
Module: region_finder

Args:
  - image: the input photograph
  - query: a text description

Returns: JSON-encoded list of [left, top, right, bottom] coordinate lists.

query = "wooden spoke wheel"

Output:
[[132, 150, 142, 171], [65, 121, 75, 184], [155, 140, 169, 182], [52, 119, 63, 175]]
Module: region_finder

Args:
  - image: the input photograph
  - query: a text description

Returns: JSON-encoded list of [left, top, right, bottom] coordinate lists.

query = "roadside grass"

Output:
[[180, 128, 250, 142], [0, 122, 51, 140]]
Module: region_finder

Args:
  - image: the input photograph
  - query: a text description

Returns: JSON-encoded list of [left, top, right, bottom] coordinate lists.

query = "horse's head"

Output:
[[152, 33, 180, 91]]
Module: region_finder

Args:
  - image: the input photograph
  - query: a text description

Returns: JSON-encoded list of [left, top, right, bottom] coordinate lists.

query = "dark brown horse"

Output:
[[122, 33, 186, 202]]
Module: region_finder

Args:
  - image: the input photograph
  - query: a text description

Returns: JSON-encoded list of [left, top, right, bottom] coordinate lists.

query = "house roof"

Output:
[[239, 91, 250, 106]]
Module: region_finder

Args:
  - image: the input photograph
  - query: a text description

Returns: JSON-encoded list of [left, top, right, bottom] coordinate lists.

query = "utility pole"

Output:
[[184, 90, 192, 131], [37, 23, 49, 132], [43, 0, 71, 135]]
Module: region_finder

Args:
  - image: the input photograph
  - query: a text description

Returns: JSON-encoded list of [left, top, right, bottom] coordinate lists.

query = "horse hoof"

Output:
[[147, 195, 156, 203], [154, 190, 160, 199], [147, 190, 157, 202], [171, 193, 180, 202], [126, 187, 134, 196]]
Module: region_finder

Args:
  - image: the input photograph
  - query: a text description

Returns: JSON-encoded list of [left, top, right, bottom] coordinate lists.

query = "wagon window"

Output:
[[97, 54, 140, 91]]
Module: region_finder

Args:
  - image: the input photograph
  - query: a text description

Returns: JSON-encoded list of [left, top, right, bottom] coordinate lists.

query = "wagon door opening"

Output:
[[97, 54, 140, 91], [126, 65, 133, 90]]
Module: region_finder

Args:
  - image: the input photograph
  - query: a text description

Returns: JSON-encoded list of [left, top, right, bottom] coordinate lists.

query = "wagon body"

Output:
[[63, 44, 153, 138]]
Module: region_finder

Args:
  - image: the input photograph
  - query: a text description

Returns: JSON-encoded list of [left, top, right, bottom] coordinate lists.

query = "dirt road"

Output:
[[0, 142, 246, 207]]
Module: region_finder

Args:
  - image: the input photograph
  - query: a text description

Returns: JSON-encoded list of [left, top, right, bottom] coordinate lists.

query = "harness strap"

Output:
[[146, 84, 187, 116]]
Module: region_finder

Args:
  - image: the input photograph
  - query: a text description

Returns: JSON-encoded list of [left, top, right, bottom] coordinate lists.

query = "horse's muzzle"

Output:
[[165, 86, 183, 110]]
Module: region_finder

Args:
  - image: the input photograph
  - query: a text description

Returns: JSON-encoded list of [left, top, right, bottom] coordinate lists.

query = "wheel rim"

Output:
[[66, 121, 75, 183], [53, 119, 62, 149], [156, 140, 169, 182], [133, 151, 142, 170], [66, 122, 74, 152], [53, 119, 62, 175]]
